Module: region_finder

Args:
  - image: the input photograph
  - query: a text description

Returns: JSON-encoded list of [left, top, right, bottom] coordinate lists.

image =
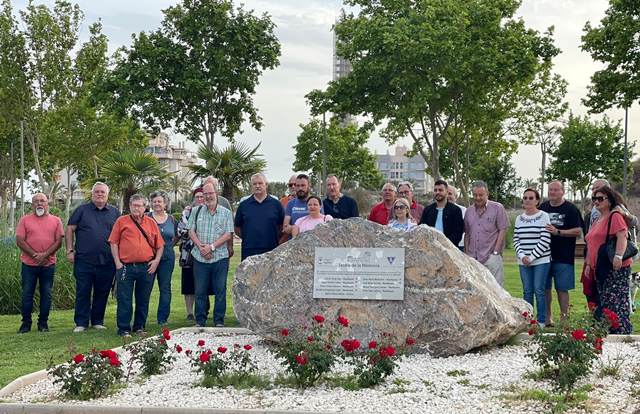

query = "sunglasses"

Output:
[[394, 205, 407, 210], [288, 183, 295, 187], [591, 196, 608, 202], [522, 196, 536, 201]]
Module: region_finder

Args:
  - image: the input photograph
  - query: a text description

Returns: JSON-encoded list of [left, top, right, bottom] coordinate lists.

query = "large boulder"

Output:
[[233, 218, 531, 357]]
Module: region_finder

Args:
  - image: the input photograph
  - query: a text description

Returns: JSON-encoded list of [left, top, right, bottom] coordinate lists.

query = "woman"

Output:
[[388, 198, 417, 232], [178, 188, 205, 321], [148, 191, 178, 325], [513, 188, 551, 327], [584, 186, 633, 334], [292, 196, 333, 236]]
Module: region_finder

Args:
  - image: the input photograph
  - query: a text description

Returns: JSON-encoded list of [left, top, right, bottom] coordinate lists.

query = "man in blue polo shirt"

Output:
[[323, 175, 359, 220], [283, 173, 323, 236], [65, 182, 121, 332], [235, 173, 285, 260]]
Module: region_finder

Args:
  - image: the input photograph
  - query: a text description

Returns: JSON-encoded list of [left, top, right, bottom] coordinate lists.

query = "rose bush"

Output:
[[189, 341, 258, 388], [125, 328, 175, 376]]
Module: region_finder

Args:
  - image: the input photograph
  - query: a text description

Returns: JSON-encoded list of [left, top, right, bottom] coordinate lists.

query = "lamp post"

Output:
[[623, 106, 628, 199]]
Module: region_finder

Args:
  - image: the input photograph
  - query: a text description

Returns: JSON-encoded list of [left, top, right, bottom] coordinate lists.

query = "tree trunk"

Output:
[[540, 141, 547, 196]]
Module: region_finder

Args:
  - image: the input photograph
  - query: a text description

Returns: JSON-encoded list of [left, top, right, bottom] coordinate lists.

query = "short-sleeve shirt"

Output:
[[148, 213, 177, 261], [235, 195, 285, 251], [296, 215, 333, 233], [585, 212, 632, 268], [68, 203, 121, 265], [464, 200, 509, 264], [186, 205, 234, 263], [323, 195, 359, 220], [286, 198, 323, 225], [539, 200, 584, 264], [368, 202, 392, 225], [108, 215, 164, 263], [16, 214, 64, 266]]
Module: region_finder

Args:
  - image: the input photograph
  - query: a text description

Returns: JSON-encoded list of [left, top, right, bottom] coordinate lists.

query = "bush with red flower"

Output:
[[49, 348, 124, 400], [189, 341, 259, 388], [125, 328, 175, 377], [524, 304, 617, 393]]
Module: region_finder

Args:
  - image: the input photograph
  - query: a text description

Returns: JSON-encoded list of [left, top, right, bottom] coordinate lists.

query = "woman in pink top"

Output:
[[292, 196, 333, 236]]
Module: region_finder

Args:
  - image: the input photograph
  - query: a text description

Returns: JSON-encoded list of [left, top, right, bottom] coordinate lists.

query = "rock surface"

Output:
[[233, 218, 531, 357]]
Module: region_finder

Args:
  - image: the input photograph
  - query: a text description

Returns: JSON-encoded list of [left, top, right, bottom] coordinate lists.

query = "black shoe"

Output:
[[186, 314, 195, 321], [37, 322, 49, 332], [17, 323, 31, 334]]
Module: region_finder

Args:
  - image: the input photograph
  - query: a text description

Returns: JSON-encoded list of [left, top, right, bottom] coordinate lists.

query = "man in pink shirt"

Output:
[[15, 193, 64, 333], [464, 181, 509, 286]]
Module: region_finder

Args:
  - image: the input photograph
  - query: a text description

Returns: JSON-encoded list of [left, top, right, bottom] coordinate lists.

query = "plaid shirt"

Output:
[[186, 205, 234, 263]]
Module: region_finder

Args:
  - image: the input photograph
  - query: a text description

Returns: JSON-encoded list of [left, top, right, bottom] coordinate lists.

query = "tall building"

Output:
[[332, 25, 355, 126], [376, 146, 433, 194], [145, 132, 198, 201]]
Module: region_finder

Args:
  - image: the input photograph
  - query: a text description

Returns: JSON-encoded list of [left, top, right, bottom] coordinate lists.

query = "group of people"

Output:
[[15, 172, 635, 336]]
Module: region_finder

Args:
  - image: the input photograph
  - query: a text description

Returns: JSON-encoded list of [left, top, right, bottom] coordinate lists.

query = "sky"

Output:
[[13, 0, 638, 184]]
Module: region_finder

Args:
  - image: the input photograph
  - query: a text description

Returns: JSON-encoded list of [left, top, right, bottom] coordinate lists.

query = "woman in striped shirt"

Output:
[[513, 188, 552, 326]]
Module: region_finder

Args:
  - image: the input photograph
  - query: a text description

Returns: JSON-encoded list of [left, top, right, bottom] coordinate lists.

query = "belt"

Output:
[[122, 261, 150, 266]]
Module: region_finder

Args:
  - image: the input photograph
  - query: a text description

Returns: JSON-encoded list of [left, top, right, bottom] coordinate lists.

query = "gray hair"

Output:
[[471, 180, 488, 191], [129, 193, 148, 206], [149, 190, 170, 209], [326, 174, 341, 183], [203, 176, 219, 192], [251, 172, 268, 184], [382, 182, 397, 192], [592, 178, 610, 187], [397, 181, 413, 191], [92, 181, 109, 192]]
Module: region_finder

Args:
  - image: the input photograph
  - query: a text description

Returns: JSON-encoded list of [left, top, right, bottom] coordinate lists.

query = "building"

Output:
[[145, 132, 198, 201], [332, 24, 355, 126], [376, 146, 433, 194]]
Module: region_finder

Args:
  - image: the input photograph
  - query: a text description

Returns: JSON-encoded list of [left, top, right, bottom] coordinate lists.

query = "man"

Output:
[[420, 180, 464, 245], [368, 182, 396, 225], [280, 174, 298, 208], [235, 173, 285, 260], [397, 181, 424, 222], [447, 186, 467, 251], [187, 183, 234, 327], [323, 174, 359, 219], [283, 174, 320, 235], [109, 194, 164, 337], [66, 182, 120, 332], [539, 180, 583, 326], [202, 176, 234, 257], [15, 193, 64, 333], [464, 180, 509, 286]]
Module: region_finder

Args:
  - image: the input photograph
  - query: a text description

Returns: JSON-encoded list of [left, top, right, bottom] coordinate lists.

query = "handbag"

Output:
[[604, 211, 638, 262], [179, 205, 202, 268]]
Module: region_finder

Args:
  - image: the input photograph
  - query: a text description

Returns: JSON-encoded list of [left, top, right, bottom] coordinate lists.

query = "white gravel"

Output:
[[7, 331, 640, 413]]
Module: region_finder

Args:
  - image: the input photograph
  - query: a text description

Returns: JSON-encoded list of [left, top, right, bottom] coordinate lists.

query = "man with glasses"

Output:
[[368, 182, 397, 225], [420, 180, 463, 245], [280, 174, 298, 209], [323, 175, 359, 220], [397, 181, 424, 223]]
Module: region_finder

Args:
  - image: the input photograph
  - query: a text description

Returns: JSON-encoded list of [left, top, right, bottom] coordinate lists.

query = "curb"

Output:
[[0, 403, 322, 414]]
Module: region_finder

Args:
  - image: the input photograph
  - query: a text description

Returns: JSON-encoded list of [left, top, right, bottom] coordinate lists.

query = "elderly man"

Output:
[[464, 180, 509, 286], [280, 174, 298, 208], [420, 180, 463, 245], [397, 181, 424, 222], [16, 193, 64, 333], [187, 183, 234, 327], [447, 186, 467, 251], [323, 175, 359, 219], [235, 173, 285, 260], [66, 182, 120, 333], [283, 174, 319, 235], [368, 182, 396, 225], [539, 180, 583, 326], [202, 176, 234, 257], [109, 194, 164, 337]]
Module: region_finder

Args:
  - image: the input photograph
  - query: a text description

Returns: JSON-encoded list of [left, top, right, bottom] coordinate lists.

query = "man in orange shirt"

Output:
[[278, 174, 298, 245], [109, 194, 164, 337]]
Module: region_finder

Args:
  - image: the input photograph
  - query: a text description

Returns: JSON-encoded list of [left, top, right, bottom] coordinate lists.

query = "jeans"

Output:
[[155, 257, 175, 324], [520, 262, 551, 324], [193, 258, 229, 326], [21, 263, 55, 325], [116, 263, 155, 335], [74, 258, 115, 327]]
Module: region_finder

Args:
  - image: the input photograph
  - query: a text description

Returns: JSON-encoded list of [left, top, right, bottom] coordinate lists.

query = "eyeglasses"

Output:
[[522, 196, 536, 201], [394, 205, 407, 210], [288, 183, 295, 187], [591, 196, 608, 202]]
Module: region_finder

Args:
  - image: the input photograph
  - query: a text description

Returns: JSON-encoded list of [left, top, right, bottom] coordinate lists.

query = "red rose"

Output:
[[109, 356, 121, 367], [587, 302, 597, 312], [281, 328, 289, 337], [295, 353, 308, 365], [185, 349, 192, 356], [243, 344, 252, 350], [307, 336, 314, 342], [313, 314, 325, 324], [159, 338, 166, 345], [175, 345, 183, 353], [528, 328, 535, 336], [368, 341, 378, 349], [338, 315, 349, 327], [521, 311, 529, 318], [100, 349, 117, 359], [73, 353, 84, 364], [406, 337, 416, 346], [530, 320, 538, 325], [380, 346, 396, 358], [571, 329, 587, 341], [197, 339, 205, 347], [341, 338, 360, 352], [351, 339, 361, 350], [206, 349, 213, 355], [162, 328, 171, 340], [595, 337, 604, 352], [217, 346, 227, 354], [199, 352, 210, 363]]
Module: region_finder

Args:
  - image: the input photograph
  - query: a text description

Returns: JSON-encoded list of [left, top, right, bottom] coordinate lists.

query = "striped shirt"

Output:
[[186, 204, 234, 264], [513, 211, 551, 266]]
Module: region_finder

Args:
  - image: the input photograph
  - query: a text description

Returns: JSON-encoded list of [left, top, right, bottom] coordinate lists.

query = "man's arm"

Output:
[[283, 215, 293, 234], [234, 226, 242, 238], [494, 229, 507, 254], [450, 206, 464, 246], [110, 243, 122, 269], [16, 236, 36, 258], [65, 224, 77, 262]]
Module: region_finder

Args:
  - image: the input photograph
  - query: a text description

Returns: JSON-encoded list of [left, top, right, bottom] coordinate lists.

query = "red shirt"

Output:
[[108, 215, 164, 263], [16, 213, 64, 266], [585, 212, 632, 268], [368, 202, 392, 225]]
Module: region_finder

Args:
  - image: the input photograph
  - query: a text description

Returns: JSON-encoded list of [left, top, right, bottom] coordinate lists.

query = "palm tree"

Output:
[[167, 174, 193, 212], [189, 142, 266, 202], [98, 149, 170, 211]]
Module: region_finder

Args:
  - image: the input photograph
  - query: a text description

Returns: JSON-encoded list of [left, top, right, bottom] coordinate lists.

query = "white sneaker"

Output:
[[73, 326, 86, 333], [92, 324, 107, 330]]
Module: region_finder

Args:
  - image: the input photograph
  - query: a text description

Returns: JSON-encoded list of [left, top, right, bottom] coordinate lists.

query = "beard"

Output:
[[434, 194, 445, 202], [35, 207, 45, 217], [297, 190, 308, 200]]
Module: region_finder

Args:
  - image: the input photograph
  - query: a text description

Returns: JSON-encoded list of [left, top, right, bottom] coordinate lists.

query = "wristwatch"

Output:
[[492, 251, 499, 255], [614, 254, 623, 260], [210, 244, 216, 251]]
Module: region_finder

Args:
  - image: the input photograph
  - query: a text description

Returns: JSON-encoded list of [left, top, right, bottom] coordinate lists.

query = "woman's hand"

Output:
[[613, 256, 622, 271]]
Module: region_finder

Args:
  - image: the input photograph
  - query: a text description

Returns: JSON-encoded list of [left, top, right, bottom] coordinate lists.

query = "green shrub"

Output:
[[0, 241, 76, 314]]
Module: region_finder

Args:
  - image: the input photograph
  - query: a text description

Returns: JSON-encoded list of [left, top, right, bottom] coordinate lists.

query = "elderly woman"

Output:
[[148, 191, 178, 325], [388, 198, 417, 232], [584, 186, 633, 334], [513, 188, 551, 327], [291, 196, 333, 236]]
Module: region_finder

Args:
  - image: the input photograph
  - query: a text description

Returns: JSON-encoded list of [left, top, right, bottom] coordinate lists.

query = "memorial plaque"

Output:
[[313, 247, 405, 300]]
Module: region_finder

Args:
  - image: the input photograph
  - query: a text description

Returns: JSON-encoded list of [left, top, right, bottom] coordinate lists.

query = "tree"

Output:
[[547, 114, 627, 204], [582, 1, 640, 112], [188, 142, 266, 202], [307, 0, 559, 180], [102, 0, 281, 149], [293, 118, 383, 190]]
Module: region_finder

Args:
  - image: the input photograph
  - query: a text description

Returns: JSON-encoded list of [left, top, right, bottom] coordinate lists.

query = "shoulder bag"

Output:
[[179, 205, 202, 268]]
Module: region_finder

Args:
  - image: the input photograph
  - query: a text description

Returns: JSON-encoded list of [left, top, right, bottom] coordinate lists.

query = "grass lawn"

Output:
[[0, 247, 638, 389]]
